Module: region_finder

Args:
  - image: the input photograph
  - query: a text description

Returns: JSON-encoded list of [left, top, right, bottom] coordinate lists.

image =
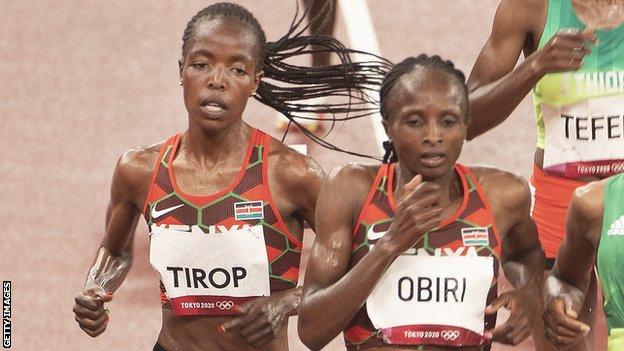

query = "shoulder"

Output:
[[112, 141, 163, 198], [468, 166, 531, 212], [266, 138, 325, 192], [569, 179, 606, 225], [493, 0, 547, 33], [324, 163, 380, 207]]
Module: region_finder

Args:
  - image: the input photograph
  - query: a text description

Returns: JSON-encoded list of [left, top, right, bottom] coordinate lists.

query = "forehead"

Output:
[[186, 17, 260, 60], [391, 67, 463, 103]]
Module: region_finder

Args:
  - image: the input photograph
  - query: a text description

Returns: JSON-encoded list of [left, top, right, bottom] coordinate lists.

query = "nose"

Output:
[[423, 123, 442, 145], [207, 66, 226, 90]]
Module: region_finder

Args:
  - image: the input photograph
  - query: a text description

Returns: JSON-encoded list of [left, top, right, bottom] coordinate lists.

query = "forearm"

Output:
[[299, 244, 398, 350], [277, 286, 302, 317], [502, 245, 544, 298], [85, 246, 132, 293], [468, 56, 542, 140]]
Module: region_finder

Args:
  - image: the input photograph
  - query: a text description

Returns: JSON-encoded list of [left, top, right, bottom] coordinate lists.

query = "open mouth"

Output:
[[199, 97, 227, 118], [419, 152, 446, 167]]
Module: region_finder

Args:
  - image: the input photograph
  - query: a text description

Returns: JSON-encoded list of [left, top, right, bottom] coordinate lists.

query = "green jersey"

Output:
[[597, 173, 624, 350], [533, 0, 624, 179]]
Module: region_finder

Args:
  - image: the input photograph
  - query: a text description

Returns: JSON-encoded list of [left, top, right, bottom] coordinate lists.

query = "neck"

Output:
[[393, 163, 462, 207], [181, 119, 252, 165]]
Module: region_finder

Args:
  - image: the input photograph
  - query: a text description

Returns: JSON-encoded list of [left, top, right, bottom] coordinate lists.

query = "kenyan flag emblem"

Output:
[[234, 201, 264, 220]]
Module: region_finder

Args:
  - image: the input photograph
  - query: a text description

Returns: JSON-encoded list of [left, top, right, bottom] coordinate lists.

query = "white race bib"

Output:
[[542, 95, 624, 178], [149, 224, 270, 316], [367, 255, 494, 346]]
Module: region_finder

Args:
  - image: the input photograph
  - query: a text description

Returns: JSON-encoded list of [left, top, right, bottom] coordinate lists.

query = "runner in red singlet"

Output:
[[71, 2, 386, 350], [298, 55, 545, 350]]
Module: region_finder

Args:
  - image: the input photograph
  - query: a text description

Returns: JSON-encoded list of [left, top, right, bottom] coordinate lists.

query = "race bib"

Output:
[[149, 224, 270, 316], [542, 94, 624, 178], [367, 255, 494, 347]]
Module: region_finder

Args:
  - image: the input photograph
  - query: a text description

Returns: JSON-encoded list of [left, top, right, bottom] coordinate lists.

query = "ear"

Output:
[[178, 60, 184, 79], [252, 70, 264, 95], [381, 119, 392, 140]]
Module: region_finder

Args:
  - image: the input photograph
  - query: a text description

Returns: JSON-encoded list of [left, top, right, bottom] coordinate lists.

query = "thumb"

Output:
[[485, 293, 510, 315], [562, 296, 581, 319], [404, 174, 422, 192], [86, 285, 113, 302]]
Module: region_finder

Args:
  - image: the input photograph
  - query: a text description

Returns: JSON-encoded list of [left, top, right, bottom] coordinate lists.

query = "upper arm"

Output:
[[481, 169, 541, 263], [101, 148, 154, 255], [552, 182, 604, 289], [467, 0, 538, 90], [272, 149, 325, 231], [302, 165, 370, 294]]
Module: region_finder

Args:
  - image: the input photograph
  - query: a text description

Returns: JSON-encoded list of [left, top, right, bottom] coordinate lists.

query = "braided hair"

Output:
[[181, 2, 392, 158], [379, 54, 468, 163]]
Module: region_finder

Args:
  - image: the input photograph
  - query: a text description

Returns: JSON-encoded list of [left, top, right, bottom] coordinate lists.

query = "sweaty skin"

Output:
[[467, 0, 605, 178], [298, 67, 544, 350], [543, 181, 605, 348], [72, 17, 324, 351]]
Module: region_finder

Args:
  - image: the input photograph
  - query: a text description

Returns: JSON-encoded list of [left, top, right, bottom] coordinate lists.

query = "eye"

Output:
[[405, 116, 424, 127], [441, 115, 458, 127], [191, 62, 209, 70], [231, 67, 246, 75]]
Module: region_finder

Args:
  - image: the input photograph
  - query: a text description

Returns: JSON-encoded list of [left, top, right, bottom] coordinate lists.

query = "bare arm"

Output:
[[222, 146, 324, 348], [467, 0, 593, 139], [298, 166, 442, 350], [73, 148, 153, 337], [543, 182, 603, 347], [479, 170, 544, 345]]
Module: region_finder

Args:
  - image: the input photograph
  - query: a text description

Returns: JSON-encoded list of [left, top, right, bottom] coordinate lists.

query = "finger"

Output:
[[85, 286, 114, 303], [240, 317, 270, 337], [221, 307, 261, 332], [484, 293, 510, 315], [246, 326, 275, 345], [511, 326, 532, 346], [75, 313, 108, 331], [548, 299, 590, 334], [401, 188, 442, 211], [409, 205, 443, 224], [403, 174, 422, 192], [401, 180, 441, 204], [543, 307, 582, 339], [80, 321, 107, 338], [545, 326, 578, 347], [75, 294, 102, 311], [73, 304, 105, 320]]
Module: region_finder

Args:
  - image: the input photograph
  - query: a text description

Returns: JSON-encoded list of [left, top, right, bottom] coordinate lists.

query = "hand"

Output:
[[543, 295, 589, 348], [220, 293, 296, 348], [73, 285, 113, 337], [529, 30, 596, 76], [376, 174, 442, 254], [483, 289, 539, 345]]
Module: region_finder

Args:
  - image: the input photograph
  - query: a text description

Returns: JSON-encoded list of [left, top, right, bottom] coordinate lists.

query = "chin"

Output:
[[417, 164, 455, 181]]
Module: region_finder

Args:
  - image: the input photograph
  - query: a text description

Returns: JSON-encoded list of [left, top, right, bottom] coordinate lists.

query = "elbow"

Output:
[[297, 316, 329, 350]]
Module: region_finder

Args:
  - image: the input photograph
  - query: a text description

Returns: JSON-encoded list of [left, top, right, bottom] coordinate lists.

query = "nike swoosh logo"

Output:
[[367, 227, 387, 241], [151, 204, 184, 219]]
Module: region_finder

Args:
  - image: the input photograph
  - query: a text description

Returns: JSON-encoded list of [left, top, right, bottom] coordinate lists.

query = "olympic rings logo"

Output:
[[441, 330, 460, 341], [215, 300, 234, 310]]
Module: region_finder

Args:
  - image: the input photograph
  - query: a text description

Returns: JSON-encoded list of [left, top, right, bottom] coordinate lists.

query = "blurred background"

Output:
[[0, 1, 536, 350]]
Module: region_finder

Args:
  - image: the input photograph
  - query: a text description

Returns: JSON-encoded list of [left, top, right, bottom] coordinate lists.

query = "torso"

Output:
[[343, 164, 505, 351], [127, 127, 308, 350], [524, 0, 624, 180], [596, 173, 624, 340]]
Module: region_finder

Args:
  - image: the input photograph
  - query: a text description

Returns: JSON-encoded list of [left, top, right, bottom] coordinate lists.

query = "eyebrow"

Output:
[[188, 49, 252, 65]]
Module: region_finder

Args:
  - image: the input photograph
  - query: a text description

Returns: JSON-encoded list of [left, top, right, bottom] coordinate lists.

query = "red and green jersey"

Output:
[[142, 129, 302, 310], [344, 163, 502, 350]]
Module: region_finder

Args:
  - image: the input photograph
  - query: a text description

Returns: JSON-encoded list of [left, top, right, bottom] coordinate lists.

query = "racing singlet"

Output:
[[344, 164, 501, 351], [597, 173, 624, 350], [532, 0, 624, 179], [142, 129, 302, 316]]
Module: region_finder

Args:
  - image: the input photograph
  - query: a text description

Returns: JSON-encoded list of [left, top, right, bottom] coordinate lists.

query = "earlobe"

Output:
[[178, 60, 184, 78]]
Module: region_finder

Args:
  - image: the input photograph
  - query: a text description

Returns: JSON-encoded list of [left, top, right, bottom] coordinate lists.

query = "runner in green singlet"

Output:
[[544, 173, 624, 350]]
